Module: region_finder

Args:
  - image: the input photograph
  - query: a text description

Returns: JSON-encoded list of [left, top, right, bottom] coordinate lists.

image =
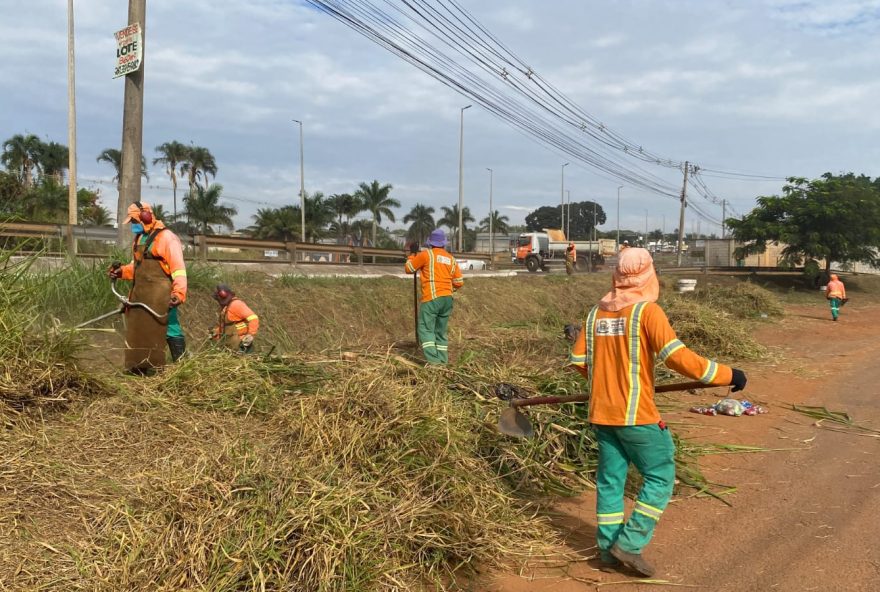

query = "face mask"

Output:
[[130, 223, 144, 234]]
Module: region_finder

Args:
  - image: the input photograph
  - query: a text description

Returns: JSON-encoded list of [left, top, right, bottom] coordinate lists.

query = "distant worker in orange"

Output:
[[568, 247, 747, 577], [405, 229, 463, 364], [109, 200, 188, 371], [211, 284, 260, 352], [824, 273, 847, 322], [566, 241, 577, 275]]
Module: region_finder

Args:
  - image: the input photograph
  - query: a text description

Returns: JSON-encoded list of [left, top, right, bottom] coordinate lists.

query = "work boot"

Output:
[[167, 336, 187, 362], [610, 544, 656, 578]]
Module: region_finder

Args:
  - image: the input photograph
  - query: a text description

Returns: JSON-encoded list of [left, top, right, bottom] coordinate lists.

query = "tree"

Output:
[[183, 183, 237, 235], [403, 203, 435, 245], [438, 203, 474, 250], [96, 148, 148, 195], [180, 145, 218, 193], [0, 170, 26, 216], [37, 141, 69, 185], [248, 206, 301, 242], [524, 201, 606, 240], [1, 133, 42, 189], [78, 188, 112, 226], [293, 191, 334, 242], [153, 140, 189, 221], [355, 180, 398, 260], [479, 210, 510, 234], [727, 173, 880, 274], [326, 193, 362, 241]]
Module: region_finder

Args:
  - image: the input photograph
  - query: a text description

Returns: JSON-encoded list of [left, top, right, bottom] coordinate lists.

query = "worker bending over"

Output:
[[568, 247, 747, 577], [405, 229, 463, 364], [211, 284, 260, 352]]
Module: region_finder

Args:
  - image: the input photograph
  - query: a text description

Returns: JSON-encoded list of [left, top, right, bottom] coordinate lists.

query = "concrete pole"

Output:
[[560, 162, 569, 231], [117, 0, 146, 248], [676, 161, 690, 267], [457, 104, 471, 251], [66, 0, 78, 254], [616, 185, 623, 252], [486, 167, 493, 266], [645, 209, 648, 248], [721, 199, 727, 239], [566, 190, 571, 238], [293, 119, 305, 248]]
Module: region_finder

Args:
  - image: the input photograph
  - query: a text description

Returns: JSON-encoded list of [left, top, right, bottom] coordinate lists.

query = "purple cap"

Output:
[[426, 229, 447, 247]]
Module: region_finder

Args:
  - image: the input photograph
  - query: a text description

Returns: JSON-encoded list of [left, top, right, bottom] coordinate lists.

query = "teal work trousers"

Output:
[[417, 296, 453, 364], [594, 424, 676, 558], [829, 297, 841, 320], [166, 306, 183, 338]]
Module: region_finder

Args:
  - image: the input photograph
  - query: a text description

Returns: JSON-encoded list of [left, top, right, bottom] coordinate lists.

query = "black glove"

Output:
[[108, 261, 122, 279], [409, 242, 420, 255], [730, 368, 747, 392]]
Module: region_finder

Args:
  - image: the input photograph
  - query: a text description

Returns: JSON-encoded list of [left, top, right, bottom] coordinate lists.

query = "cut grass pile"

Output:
[[0, 258, 784, 589]]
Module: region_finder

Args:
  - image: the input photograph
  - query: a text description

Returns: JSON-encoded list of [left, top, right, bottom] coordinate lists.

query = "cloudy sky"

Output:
[[2, 0, 879, 236]]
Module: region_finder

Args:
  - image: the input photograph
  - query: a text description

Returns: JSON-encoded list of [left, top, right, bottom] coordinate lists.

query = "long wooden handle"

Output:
[[510, 381, 715, 409]]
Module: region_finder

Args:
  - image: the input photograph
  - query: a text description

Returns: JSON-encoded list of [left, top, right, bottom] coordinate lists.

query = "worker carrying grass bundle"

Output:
[[824, 273, 847, 322], [405, 229, 463, 365], [210, 284, 259, 353], [109, 201, 187, 372], [568, 247, 747, 578], [565, 242, 577, 275]]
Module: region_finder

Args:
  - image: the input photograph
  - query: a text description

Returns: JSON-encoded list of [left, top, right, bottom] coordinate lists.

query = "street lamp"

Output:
[[458, 104, 472, 251], [566, 189, 571, 238], [645, 209, 649, 248], [292, 119, 305, 250], [560, 162, 569, 232], [486, 167, 493, 267], [616, 185, 623, 252]]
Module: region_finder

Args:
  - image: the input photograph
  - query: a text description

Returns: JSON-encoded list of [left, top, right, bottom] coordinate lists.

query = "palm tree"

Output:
[[354, 180, 398, 260], [37, 141, 69, 185], [153, 140, 189, 221], [1, 134, 42, 189], [295, 191, 334, 243], [183, 183, 237, 235], [479, 210, 510, 234], [247, 206, 301, 241], [326, 193, 362, 241], [80, 203, 113, 226], [403, 203, 435, 246], [96, 148, 149, 195], [438, 204, 474, 251], [151, 203, 171, 223], [180, 145, 218, 193]]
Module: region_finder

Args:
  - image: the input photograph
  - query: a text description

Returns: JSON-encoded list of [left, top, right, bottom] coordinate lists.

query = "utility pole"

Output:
[[117, 0, 146, 248], [721, 199, 727, 239], [566, 190, 571, 238], [644, 209, 648, 248], [616, 185, 623, 252], [66, 0, 78, 254], [457, 104, 472, 252], [676, 161, 689, 267], [486, 167, 493, 267], [292, 119, 305, 249], [560, 162, 569, 231]]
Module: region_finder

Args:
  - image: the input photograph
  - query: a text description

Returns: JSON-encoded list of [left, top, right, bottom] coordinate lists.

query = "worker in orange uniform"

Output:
[[566, 241, 577, 275], [211, 284, 260, 352], [109, 201, 187, 371], [568, 247, 746, 577], [405, 229, 463, 364], [824, 273, 847, 321]]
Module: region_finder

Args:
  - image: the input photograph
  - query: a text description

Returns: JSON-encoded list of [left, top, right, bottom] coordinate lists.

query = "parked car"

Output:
[[457, 258, 487, 271]]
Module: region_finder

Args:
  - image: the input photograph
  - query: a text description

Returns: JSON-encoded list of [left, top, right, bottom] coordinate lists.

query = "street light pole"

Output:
[[645, 209, 649, 248], [560, 162, 569, 232], [616, 185, 623, 252], [566, 189, 571, 238], [458, 104, 472, 252], [292, 119, 305, 249], [66, 0, 78, 254], [486, 167, 493, 267]]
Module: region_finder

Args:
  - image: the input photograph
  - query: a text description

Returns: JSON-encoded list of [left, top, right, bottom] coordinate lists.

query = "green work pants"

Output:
[[417, 296, 453, 364], [594, 424, 675, 558], [829, 297, 841, 320], [166, 306, 183, 338]]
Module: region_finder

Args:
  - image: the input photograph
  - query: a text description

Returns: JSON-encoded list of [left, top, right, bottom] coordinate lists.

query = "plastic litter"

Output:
[[689, 399, 769, 417]]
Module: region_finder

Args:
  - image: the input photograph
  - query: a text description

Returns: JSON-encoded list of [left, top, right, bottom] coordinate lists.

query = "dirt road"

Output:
[[489, 302, 880, 591]]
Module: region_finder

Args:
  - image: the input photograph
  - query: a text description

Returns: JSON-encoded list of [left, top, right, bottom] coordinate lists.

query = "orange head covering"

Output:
[[122, 201, 154, 224], [598, 247, 659, 312]]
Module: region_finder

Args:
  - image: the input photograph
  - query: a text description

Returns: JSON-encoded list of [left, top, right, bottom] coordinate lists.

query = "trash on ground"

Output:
[[690, 398, 769, 417]]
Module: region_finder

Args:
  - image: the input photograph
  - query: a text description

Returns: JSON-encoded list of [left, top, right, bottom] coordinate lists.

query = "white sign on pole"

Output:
[[113, 23, 142, 79]]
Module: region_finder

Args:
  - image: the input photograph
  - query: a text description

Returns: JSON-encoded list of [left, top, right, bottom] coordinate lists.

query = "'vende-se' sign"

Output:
[[113, 23, 142, 79]]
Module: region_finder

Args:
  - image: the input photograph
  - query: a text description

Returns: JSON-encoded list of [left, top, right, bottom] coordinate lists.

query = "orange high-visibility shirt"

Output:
[[405, 247, 464, 303], [569, 302, 733, 426], [119, 222, 188, 302], [215, 298, 260, 337], [825, 279, 846, 299]]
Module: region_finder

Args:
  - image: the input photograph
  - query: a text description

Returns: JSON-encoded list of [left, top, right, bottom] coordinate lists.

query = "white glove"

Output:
[[240, 334, 254, 347]]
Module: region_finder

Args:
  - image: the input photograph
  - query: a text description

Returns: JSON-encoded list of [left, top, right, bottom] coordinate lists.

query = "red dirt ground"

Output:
[[487, 301, 880, 592]]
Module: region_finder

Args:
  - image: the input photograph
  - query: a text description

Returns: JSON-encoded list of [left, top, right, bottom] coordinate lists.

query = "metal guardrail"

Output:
[[0, 222, 493, 265]]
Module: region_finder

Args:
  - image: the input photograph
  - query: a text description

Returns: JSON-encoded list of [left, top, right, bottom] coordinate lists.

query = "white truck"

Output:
[[512, 229, 617, 273]]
